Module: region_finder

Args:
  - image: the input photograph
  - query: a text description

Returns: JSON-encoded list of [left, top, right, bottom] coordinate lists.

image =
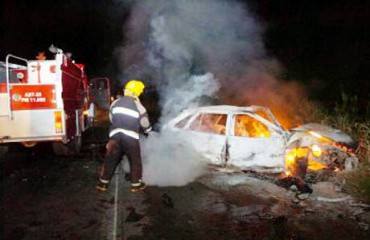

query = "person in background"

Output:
[[97, 80, 151, 193]]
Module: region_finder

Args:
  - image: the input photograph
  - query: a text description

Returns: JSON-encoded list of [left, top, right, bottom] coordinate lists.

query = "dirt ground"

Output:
[[1, 141, 370, 240]]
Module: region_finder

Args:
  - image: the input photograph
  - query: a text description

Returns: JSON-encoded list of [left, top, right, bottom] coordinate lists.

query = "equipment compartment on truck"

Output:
[[0, 45, 110, 156]]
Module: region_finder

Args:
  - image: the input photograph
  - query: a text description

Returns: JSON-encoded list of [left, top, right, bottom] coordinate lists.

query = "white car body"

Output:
[[162, 105, 356, 173]]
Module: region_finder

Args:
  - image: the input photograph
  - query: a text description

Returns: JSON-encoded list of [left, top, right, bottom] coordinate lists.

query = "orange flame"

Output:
[[284, 145, 326, 177], [235, 115, 270, 137]]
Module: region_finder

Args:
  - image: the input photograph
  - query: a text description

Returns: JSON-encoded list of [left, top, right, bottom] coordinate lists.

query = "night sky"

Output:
[[1, 0, 369, 110]]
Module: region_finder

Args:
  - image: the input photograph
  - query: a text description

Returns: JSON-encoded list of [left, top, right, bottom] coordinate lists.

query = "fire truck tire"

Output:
[[52, 136, 82, 156], [0, 145, 9, 158]]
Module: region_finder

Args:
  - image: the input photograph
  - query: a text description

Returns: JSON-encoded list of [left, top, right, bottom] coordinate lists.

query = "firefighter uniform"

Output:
[[97, 80, 151, 192]]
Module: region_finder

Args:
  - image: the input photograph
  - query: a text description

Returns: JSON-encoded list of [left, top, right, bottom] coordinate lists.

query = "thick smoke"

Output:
[[116, 0, 268, 122], [116, 0, 311, 186], [121, 131, 206, 186], [140, 132, 207, 186]]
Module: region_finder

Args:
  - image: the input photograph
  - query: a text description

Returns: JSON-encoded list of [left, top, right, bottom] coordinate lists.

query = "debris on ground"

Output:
[[162, 193, 174, 208], [125, 207, 145, 222]]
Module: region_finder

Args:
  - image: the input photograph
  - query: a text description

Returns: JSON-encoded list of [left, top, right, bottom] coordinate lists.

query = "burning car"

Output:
[[162, 105, 358, 177], [285, 123, 358, 178]]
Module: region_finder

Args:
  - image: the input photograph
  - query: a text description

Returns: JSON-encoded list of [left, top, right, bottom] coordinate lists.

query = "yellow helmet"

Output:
[[124, 80, 145, 97]]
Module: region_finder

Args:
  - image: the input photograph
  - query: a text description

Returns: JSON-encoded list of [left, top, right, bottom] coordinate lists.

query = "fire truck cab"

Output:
[[0, 45, 110, 156]]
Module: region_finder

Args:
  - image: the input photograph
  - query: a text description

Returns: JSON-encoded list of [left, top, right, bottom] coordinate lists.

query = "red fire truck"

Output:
[[0, 45, 110, 156]]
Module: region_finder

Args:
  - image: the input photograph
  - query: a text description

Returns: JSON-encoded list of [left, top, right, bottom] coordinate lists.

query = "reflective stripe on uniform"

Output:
[[99, 178, 109, 183], [112, 107, 140, 118], [109, 128, 139, 139]]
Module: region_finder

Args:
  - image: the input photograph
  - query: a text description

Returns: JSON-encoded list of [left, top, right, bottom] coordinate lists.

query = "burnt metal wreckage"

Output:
[[162, 105, 359, 193]]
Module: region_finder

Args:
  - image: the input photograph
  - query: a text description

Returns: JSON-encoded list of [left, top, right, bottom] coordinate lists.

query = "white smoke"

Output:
[[140, 131, 207, 186], [160, 73, 220, 123], [116, 0, 276, 186], [117, 0, 265, 121]]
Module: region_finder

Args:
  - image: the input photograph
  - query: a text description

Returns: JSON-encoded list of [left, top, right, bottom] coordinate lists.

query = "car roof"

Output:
[[164, 104, 286, 134], [190, 105, 269, 114]]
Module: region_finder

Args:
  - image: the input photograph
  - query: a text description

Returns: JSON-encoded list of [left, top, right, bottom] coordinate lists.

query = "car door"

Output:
[[227, 113, 286, 171], [181, 112, 228, 165]]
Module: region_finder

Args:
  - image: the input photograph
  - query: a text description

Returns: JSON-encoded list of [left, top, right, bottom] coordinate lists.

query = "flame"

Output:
[[308, 130, 337, 146], [284, 150, 296, 176], [285, 149, 297, 163], [271, 108, 298, 130], [309, 130, 354, 155], [310, 144, 322, 157], [235, 115, 270, 137], [284, 147, 308, 177], [307, 159, 325, 171], [284, 145, 326, 177]]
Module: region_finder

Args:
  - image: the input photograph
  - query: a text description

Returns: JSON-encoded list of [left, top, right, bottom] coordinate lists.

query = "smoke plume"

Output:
[[140, 132, 207, 186], [116, 0, 311, 186]]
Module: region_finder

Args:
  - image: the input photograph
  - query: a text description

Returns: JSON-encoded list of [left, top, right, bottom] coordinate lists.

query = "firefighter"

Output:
[[97, 80, 151, 193]]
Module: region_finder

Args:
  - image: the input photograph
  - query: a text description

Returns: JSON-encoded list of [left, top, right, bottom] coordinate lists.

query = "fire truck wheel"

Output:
[[22, 141, 37, 148], [0, 145, 9, 158], [52, 136, 82, 157]]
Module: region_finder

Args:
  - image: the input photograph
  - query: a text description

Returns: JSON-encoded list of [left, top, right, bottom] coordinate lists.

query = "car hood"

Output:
[[290, 123, 355, 147]]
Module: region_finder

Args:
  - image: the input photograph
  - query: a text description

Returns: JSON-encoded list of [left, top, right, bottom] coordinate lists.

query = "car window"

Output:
[[234, 114, 271, 138], [174, 114, 193, 129], [189, 113, 227, 135]]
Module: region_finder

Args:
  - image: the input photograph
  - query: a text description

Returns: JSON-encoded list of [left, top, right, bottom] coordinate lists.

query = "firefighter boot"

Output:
[[130, 180, 147, 193], [97, 179, 109, 192]]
